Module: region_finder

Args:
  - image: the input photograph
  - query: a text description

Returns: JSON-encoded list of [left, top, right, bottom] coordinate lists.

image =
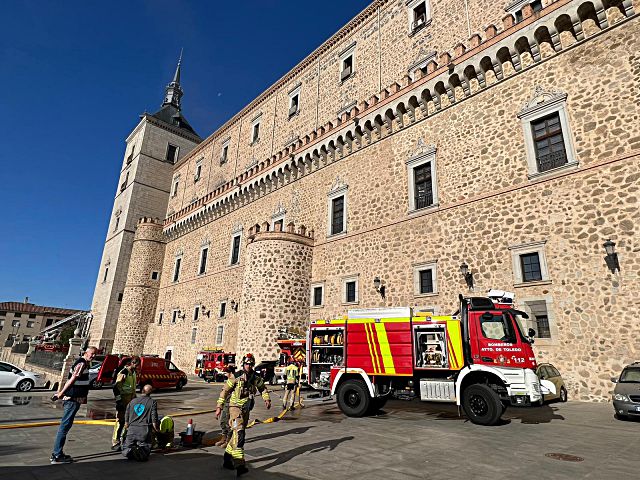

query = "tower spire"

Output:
[[163, 49, 184, 109]]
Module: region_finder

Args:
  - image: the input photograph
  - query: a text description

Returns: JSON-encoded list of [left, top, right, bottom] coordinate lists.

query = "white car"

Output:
[[0, 361, 48, 392]]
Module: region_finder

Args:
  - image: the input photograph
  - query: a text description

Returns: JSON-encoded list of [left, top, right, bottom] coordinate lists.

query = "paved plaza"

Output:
[[0, 381, 638, 479]]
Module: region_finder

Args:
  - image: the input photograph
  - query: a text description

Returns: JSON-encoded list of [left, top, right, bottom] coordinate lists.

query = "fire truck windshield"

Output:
[[509, 310, 534, 344], [479, 312, 517, 343]]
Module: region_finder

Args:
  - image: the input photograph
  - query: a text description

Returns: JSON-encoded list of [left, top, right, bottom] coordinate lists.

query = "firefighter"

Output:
[[214, 365, 234, 448], [215, 353, 271, 476], [112, 356, 140, 450], [282, 359, 299, 410]]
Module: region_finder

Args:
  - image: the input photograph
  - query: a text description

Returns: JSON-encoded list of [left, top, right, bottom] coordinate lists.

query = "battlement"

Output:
[[138, 217, 163, 226], [247, 220, 315, 247]]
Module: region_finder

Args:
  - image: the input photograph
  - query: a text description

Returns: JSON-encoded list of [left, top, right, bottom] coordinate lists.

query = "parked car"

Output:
[[88, 361, 103, 389], [0, 361, 48, 392], [536, 363, 568, 403], [254, 360, 277, 385], [612, 362, 640, 420]]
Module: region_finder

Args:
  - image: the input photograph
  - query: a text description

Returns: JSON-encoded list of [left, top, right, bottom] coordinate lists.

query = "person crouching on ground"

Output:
[[112, 356, 140, 451], [50, 346, 97, 464], [122, 384, 158, 461]]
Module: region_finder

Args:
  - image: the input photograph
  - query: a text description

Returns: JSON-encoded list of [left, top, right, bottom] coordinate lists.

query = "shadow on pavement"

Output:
[[0, 451, 307, 480], [246, 425, 316, 443], [251, 436, 354, 470]]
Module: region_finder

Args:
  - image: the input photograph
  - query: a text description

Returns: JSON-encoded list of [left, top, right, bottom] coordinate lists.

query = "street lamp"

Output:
[[603, 239, 620, 274], [460, 262, 474, 290]]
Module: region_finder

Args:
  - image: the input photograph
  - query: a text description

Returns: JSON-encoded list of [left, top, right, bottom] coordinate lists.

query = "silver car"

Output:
[[0, 361, 48, 392], [612, 362, 640, 420]]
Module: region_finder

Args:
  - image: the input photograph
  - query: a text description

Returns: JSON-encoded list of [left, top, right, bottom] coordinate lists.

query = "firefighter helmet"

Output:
[[242, 353, 256, 366]]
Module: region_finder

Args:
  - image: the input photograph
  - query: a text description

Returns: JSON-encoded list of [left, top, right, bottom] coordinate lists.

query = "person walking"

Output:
[[122, 384, 159, 461], [214, 366, 234, 448], [112, 356, 140, 450], [215, 353, 271, 476], [282, 359, 299, 410], [50, 346, 97, 464]]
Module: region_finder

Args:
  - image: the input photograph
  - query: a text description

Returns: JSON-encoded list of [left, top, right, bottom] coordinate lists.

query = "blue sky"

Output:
[[0, 0, 370, 309]]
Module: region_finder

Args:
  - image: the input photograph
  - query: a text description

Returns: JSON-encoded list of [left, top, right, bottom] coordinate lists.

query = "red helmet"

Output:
[[242, 353, 256, 366]]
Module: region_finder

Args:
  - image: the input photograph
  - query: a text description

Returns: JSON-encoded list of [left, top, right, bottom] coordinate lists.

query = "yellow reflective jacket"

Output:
[[217, 370, 270, 408]]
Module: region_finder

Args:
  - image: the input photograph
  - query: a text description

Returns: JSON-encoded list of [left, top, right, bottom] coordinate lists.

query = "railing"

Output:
[[11, 342, 30, 354], [415, 191, 434, 209], [536, 150, 568, 173], [27, 350, 67, 370]]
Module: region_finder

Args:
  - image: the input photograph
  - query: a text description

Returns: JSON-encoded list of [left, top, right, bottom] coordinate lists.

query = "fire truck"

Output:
[[311, 291, 556, 425], [274, 338, 308, 385], [194, 350, 236, 382]]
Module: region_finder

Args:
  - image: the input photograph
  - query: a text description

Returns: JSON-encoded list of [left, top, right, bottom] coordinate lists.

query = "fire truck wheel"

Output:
[[337, 379, 371, 417], [369, 396, 388, 413], [462, 384, 503, 426], [175, 379, 185, 391]]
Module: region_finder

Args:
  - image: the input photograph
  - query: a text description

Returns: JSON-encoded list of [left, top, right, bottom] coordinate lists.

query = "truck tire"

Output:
[[462, 384, 503, 426], [336, 379, 371, 417], [369, 396, 388, 413]]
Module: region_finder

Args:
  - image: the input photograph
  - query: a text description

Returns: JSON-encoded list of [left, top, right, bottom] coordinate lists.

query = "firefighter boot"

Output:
[[236, 465, 249, 477], [222, 452, 234, 470]]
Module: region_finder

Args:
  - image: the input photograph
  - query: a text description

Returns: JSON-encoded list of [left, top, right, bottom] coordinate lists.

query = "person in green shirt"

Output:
[[112, 356, 139, 450]]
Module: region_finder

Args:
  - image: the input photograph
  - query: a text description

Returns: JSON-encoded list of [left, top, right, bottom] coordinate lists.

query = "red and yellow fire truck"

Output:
[[194, 349, 236, 382], [309, 291, 555, 425], [274, 338, 308, 384]]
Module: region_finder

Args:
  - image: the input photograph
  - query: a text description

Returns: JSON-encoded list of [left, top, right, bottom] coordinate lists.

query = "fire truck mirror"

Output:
[[528, 328, 536, 338]]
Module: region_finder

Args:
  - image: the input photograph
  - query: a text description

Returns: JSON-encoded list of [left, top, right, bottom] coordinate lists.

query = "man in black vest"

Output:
[[50, 346, 97, 464]]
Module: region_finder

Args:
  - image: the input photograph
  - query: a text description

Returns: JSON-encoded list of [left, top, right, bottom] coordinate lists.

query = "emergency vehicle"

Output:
[[274, 338, 307, 385], [311, 291, 556, 425], [195, 350, 236, 382], [97, 354, 188, 391]]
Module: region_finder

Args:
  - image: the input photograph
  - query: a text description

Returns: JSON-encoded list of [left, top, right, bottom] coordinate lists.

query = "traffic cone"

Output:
[[184, 418, 193, 445]]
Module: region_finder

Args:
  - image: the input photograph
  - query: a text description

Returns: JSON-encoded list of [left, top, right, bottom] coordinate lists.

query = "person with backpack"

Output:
[[112, 356, 140, 450], [50, 346, 97, 464]]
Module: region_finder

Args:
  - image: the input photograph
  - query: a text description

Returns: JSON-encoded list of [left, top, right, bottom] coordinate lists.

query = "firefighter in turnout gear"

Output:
[[215, 353, 271, 476], [282, 359, 299, 410]]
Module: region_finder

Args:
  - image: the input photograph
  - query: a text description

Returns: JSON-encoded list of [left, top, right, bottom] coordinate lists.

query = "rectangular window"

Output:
[[172, 180, 179, 197], [289, 93, 299, 117], [230, 235, 241, 265], [12, 320, 20, 327], [331, 196, 345, 235], [29, 313, 36, 319], [26, 321, 35, 328], [252, 122, 260, 143], [413, 162, 433, 209], [345, 281, 357, 303], [219, 302, 227, 318], [158, 311, 164, 325], [191, 328, 197, 344], [531, 112, 567, 173], [0, 320, 3, 330], [166, 144, 179, 163], [412, 2, 427, 30], [173, 257, 182, 282], [103, 267, 109, 283], [0, 311, 6, 316], [419, 269, 434, 294], [151, 271, 159, 280], [221, 143, 229, 164], [117, 292, 123, 302], [199, 247, 208, 274], [520, 252, 542, 282], [216, 325, 224, 345], [45, 318, 54, 327], [311, 284, 324, 307], [14, 313, 22, 318], [193, 306, 200, 322], [341, 55, 353, 81], [114, 216, 120, 232], [194, 162, 202, 182], [171, 310, 178, 324], [525, 300, 551, 339]]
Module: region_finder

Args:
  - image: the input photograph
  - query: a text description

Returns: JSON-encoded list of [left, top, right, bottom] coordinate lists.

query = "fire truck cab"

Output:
[[195, 350, 236, 382], [329, 292, 556, 425]]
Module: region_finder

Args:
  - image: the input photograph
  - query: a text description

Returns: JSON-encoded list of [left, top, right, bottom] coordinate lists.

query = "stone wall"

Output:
[[112, 218, 166, 355], [237, 223, 315, 360], [119, 1, 640, 400]]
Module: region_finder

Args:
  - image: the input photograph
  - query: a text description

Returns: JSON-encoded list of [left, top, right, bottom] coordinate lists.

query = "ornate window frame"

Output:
[[520, 295, 558, 346], [327, 177, 348, 238], [517, 86, 579, 179], [508, 240, 552, 287], [413, 260, 438, 297], [406, 0, 432, 35]]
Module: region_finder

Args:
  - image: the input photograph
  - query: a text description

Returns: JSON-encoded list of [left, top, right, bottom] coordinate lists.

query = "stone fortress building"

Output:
[[92, 0, 639, 401]]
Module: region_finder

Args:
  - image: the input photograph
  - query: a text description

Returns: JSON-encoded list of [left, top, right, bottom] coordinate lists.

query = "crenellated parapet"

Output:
[[163, 0, 637, 241], [237, 219, 315, 360]]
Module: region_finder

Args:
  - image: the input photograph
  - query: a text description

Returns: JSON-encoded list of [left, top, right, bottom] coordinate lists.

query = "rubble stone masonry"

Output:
[[115, 0, 639, 401]]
